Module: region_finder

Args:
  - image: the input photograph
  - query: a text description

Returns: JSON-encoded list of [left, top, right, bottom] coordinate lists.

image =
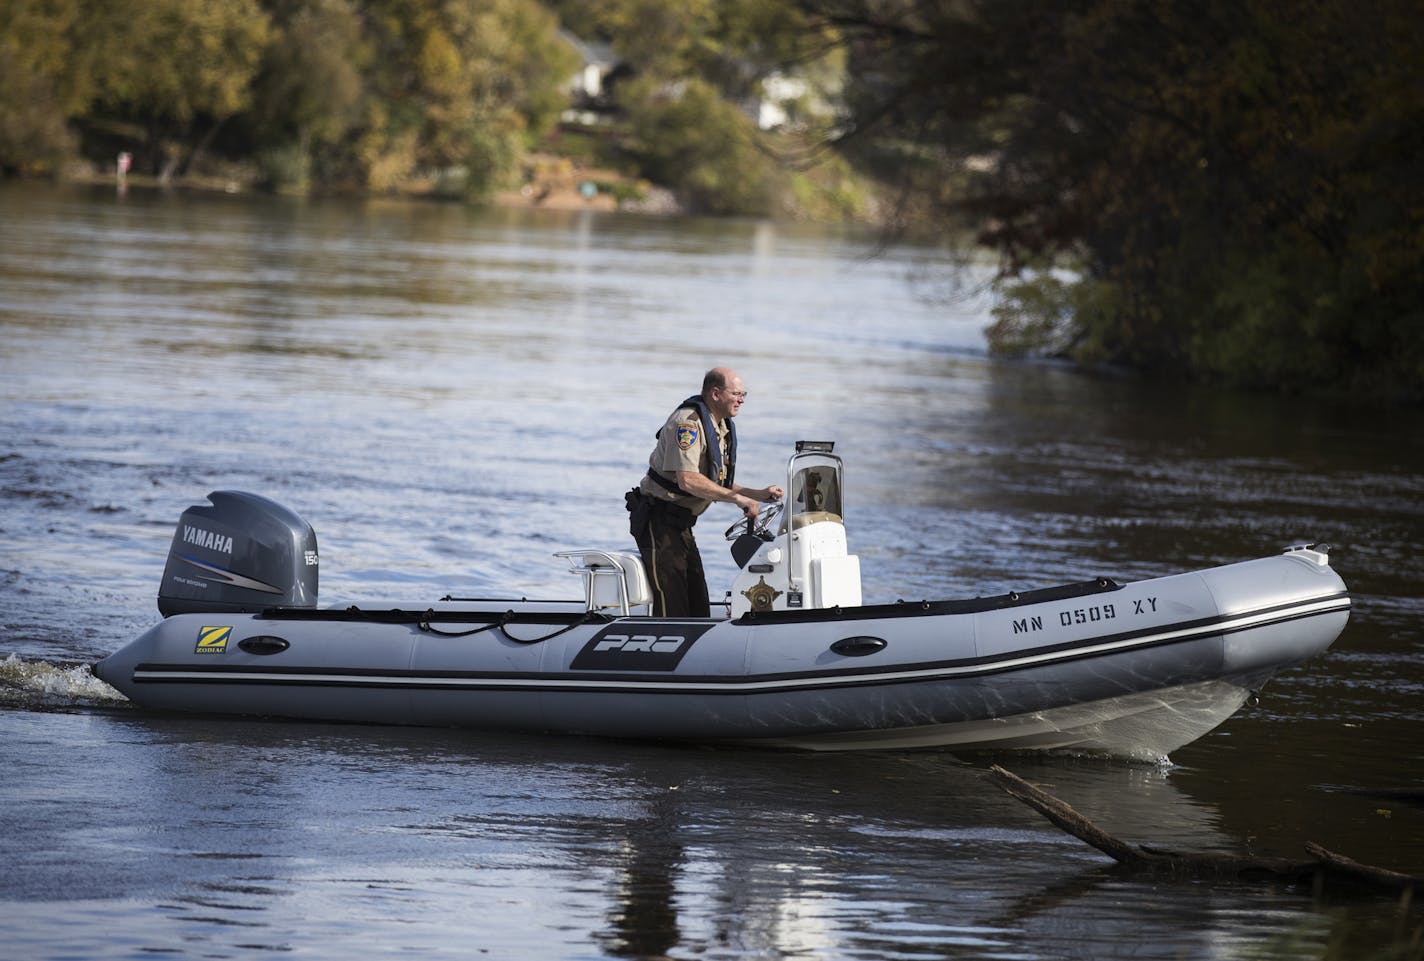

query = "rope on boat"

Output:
[[416, 611, 505, 638], [417, 609, 611, 645], [497, 611, 610, 645]]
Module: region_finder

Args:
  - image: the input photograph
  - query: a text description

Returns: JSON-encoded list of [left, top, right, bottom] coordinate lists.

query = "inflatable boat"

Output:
[[91, 442, 1351, 759]]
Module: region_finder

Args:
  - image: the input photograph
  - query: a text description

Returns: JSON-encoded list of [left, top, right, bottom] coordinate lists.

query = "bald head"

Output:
[[702, 367, 736, 394], [702, 367, 747, 419]]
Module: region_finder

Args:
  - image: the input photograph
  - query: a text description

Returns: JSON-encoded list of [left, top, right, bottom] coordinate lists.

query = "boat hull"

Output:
[[91, 550, 1349, 759]]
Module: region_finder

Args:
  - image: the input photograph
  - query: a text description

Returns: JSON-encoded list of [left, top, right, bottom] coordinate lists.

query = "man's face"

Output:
[[711, 376, 747, 419]]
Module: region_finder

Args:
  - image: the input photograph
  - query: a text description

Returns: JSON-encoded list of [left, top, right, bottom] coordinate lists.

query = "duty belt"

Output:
[[645, 468, 683, 496]]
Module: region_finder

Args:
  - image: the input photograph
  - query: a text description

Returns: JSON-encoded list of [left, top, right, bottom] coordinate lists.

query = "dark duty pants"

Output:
[[634, 515, 710, 618]]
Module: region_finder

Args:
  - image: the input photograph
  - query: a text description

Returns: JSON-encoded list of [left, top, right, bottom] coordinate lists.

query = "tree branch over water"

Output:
[[801, 0, 1424, 403]]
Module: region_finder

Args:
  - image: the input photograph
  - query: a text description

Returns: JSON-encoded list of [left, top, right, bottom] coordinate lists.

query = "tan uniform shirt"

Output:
[[638, 405, 731, 516]]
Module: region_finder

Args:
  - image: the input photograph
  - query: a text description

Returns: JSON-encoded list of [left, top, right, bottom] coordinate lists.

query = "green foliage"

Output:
[[88, 0, 272, 144], [621, 75, 775, 216], [2, 0, 576, 193], [548, 0, 848, 216], [2, 0, 273, 176], [780, 149, 874, 222], [0, 0, 83, 173], [457, 108, 527, 201], [818, 0, 1424, 402], [247, 0, 365, 191], [347, 0, 575, 192], [5, 0, 861, 223], [255, 142, 313, 193], [591, 0, 720, 80], [553, 0, 821, 93], [985, 274, 1079, 358]]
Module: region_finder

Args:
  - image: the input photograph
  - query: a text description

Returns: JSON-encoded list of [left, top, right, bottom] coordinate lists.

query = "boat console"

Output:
[[725, 441, 862, 617]]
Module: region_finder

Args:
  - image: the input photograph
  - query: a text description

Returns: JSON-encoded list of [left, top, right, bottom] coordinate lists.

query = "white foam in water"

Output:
[[0, 653, 127, 706]]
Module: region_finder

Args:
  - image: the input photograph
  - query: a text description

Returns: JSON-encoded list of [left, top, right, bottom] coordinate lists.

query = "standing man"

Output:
[[627, 367, 784, 617]]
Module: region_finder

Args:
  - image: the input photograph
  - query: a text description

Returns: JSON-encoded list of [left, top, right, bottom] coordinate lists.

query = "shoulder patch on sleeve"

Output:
[[676, 422, 699, 450]]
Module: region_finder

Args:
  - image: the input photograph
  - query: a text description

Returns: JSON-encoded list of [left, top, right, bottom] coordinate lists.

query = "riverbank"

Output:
[[47, 140, 886, 222], [53, 151, 681, 216]]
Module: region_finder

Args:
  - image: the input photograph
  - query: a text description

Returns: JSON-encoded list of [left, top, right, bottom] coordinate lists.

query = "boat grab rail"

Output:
[[736, 576, 1122, 624], [257, 604, 613, 644]]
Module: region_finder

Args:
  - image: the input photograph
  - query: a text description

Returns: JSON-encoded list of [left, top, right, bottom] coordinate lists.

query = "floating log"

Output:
[[987, 765, 1422, 892]]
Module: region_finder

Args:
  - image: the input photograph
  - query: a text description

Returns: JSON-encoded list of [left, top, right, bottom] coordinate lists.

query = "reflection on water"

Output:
[[0, 710, 1315, 961], [1, 183, 1421, 960], [11, 705, 1415, 961]]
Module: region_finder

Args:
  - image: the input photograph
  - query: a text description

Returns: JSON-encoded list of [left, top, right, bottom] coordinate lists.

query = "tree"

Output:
[[554, 0, 839, 215], [808, 0, 1424, 402], [560, 0, 828, 99], [350, 0, 577, 197], [621, 75, 777, 215], [0, 0, 85, 174], [247, 0, 365, 191], [84, 0, 272, 180]]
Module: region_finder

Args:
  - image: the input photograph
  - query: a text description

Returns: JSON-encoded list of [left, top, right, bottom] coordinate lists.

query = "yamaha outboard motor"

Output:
[[157, 491, 318, 616]]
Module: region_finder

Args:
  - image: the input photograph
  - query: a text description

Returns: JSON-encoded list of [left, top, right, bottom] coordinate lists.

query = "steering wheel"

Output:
[[724, 500, 784, 542]]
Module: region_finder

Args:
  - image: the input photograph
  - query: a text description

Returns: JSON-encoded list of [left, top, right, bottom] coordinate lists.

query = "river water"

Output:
[[1, 183, 1420, 960]]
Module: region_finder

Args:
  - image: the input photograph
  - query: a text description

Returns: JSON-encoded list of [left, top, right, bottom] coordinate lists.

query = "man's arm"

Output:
[[675, 472, 783, 515]]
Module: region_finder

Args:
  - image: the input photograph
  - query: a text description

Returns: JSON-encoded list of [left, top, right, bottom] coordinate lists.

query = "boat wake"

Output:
[[0, 654, 128, 711]]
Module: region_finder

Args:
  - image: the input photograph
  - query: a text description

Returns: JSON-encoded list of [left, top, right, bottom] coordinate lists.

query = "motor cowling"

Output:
[[157, 491, 318, 616]]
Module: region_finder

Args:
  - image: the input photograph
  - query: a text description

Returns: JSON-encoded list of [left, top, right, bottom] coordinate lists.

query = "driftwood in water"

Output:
[[1305, 842, 1424, 893], [987, 765, 1422, 892]]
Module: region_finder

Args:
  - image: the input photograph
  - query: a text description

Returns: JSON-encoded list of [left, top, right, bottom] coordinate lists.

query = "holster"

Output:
[[625, 489, 696, 536], [625, 489, 651, 538]]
